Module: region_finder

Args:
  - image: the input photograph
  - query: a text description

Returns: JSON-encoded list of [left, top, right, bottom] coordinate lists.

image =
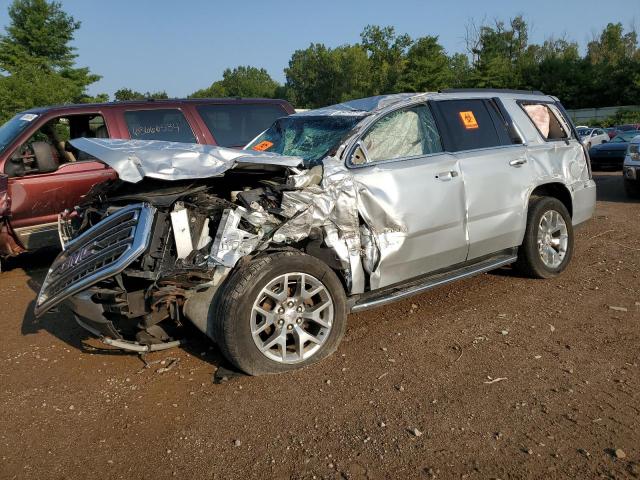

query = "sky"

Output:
[[0, 0, 639, 98]]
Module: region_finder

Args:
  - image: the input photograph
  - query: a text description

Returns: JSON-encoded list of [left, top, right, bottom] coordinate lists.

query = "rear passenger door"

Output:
[[432, 98, 532, 260]]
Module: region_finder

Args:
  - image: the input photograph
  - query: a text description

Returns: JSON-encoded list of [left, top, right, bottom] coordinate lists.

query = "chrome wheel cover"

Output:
[[537, 209, 569, 269], [250, 272, 334, 364]]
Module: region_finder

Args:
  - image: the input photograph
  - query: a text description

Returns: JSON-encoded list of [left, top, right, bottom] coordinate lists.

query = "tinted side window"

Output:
[[434, 99, 513, 152], [124, 109, 196, 143], [196, 104, 287, 147], [355, 104, 442, 164]]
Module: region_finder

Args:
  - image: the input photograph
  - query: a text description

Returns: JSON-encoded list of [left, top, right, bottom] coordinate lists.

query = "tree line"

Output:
[[1, 0, 640, 124]]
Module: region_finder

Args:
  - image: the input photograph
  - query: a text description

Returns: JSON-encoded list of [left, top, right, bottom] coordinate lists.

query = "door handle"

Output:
[[509, 158, 527, 167], [436, 170, 459, 181]]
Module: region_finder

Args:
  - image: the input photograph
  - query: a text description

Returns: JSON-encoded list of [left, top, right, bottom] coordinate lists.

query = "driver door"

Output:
[[348, 103, 468, 289], [6, 113, 116, 249]]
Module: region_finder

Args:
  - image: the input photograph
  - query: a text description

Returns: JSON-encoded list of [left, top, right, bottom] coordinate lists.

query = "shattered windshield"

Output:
[[0, 113, 38, 152], [246, 115, 362, 164]]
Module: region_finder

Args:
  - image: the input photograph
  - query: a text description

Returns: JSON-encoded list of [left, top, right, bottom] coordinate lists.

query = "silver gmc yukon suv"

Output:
[[35, 89, 596, 375]]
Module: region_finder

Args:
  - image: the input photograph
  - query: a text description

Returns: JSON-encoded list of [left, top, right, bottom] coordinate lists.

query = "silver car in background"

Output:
[[35, 89, 596, 376]]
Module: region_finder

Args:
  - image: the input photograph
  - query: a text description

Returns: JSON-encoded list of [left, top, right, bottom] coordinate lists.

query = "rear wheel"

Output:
[[514, 197, 574, 279], [212, 251, 347, 375]]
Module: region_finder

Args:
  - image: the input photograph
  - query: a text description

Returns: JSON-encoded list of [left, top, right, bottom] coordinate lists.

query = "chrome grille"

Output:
[[35, 203, 156, 316]]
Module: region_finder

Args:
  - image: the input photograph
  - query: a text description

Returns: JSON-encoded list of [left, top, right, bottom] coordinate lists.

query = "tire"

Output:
[[212, 251, 348, 375], [624, 178, 640, 199], [514, 196, 574, 279]]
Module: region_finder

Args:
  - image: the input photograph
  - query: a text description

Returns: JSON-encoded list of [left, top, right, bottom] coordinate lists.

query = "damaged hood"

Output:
[[70, 138, 304, 183]]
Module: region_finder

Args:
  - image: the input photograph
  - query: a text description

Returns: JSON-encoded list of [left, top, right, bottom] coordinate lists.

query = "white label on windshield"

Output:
[[20, 113, 38, 122]]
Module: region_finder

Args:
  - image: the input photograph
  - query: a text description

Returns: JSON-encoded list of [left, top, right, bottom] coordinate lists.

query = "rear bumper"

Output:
[[572, 180, 596, 227]]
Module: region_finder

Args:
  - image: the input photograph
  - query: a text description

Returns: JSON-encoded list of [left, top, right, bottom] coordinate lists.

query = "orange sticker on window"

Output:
[[459, 111, 479, 129], [252, 140, 273, 151]]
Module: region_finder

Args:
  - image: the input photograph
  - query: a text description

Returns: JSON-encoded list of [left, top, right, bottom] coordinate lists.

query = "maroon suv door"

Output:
[[9, 161, 115, 229], [3, 110, 118, 250]]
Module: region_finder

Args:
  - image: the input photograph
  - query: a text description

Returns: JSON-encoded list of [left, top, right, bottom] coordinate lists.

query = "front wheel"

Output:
[[212, 251, 347, 375], [514, 197, 574, 279]]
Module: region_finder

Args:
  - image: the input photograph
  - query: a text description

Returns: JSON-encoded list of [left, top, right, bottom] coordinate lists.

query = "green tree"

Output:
[[0, 0, 102, 122], [360, 25, 412, 94], [584, 24, 640, 107], [284, 43, 372, 108], [448, 53, 473, 88], [398, 36, 454, 92], [466, 16, 529, 88], [190, 66, 280, 98], [520, 38, 584, 108], [586, 23, 639, 65], [114, 88, 169, 101]]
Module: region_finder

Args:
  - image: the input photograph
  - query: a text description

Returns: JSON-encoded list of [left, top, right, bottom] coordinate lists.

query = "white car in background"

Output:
[[577, 127, 609, 149]]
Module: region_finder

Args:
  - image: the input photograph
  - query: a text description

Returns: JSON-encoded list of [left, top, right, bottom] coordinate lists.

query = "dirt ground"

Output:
[[0, 171, 639, 480]]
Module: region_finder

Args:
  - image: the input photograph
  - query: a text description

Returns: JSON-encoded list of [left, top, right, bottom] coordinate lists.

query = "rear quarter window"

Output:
[[433, 99, 513, 152], [520, 102, 571, 141], [196, 104, 287, 147], [124, 109, 196, 143]]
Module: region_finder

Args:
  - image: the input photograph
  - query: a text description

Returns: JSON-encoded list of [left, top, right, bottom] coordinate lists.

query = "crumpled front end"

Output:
[[34, 138, 402, 351], [35, 141, 376, 351]]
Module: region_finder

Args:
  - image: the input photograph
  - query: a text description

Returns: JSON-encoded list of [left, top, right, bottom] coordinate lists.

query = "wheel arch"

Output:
[[528, 182, 573, 218], [260, 243, 352, 294]]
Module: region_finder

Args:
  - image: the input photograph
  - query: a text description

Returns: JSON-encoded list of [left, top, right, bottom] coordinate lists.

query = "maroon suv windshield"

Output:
[[0, 113, 39, 152]]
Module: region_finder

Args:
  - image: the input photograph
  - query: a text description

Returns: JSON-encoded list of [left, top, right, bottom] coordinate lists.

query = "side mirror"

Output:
[[602, 139, 608, 144]]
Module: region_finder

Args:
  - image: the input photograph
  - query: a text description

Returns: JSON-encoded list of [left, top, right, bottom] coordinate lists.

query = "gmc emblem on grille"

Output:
[[60, 245, 93, 271]]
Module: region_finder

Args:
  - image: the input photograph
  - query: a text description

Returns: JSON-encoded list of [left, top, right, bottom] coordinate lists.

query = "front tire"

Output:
[[514, 197, 574, 279], [212, 251, 347, 375]]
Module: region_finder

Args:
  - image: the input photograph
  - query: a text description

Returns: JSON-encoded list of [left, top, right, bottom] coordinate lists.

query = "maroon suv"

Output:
[[0, 98, 294, 269]]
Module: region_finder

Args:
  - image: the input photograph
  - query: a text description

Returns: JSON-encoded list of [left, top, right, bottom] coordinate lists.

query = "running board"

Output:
[[350, 251, 518, 313]]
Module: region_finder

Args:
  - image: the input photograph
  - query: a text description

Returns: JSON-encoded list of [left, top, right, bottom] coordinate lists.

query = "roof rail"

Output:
[[439, 88, 545, 95]]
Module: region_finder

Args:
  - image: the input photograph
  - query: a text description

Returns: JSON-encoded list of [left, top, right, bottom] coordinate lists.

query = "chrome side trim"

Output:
[[351, 252, 517, 313], [34, 203, 156, 317]]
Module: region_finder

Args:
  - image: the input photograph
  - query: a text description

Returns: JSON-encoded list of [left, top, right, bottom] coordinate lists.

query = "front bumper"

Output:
[[67, 289, 123, 338], [69, 289, 184, 353]]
